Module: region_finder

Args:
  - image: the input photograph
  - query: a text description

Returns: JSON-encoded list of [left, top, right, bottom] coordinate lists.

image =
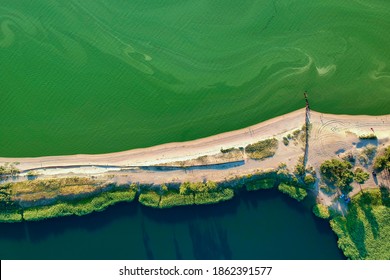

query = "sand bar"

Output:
[[1, 109, 389, 179]]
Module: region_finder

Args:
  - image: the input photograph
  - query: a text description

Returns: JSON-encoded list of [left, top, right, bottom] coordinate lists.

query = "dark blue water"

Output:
[[0, 189, 345, 259]]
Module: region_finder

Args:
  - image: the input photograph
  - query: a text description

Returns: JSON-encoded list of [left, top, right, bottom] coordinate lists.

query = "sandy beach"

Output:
[[1, 109, 389, 186]]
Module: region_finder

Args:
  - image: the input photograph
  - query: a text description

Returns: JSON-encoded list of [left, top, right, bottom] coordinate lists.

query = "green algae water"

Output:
[[0, 190, 345, 259], [1, 0, 390, 157]]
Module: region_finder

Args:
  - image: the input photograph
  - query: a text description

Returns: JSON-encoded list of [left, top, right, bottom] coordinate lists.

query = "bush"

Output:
[[194, 189, 234, 205], [159, 191, 194, 208], [282, 137, 289, 146], [245, 138, 278, 160], [179, 181, 219, 194], [0, 212, 23, 222], [245, 178, 275, 191], [138, 191, 161, 208], [278, 183, 307, 201], [374, 146, 390, 172], [313, 204, 330, 219], [304, 174, 316, 186], [354, 168, 369, 184]]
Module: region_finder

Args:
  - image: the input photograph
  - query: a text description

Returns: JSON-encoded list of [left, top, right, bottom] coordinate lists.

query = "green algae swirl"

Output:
[[1, 0, 389, 156]]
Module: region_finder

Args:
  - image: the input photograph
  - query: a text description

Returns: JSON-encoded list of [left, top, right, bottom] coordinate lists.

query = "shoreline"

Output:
[[1, 108, 389, 175], [1, 108, 389, 259], [0, 108, 306, 171]]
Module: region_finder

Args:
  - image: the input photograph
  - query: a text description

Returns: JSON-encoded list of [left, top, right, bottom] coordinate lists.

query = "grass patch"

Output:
[[195, 189, 234, 205], [159, 191, 194, 208], [278, 183, 307, 201], [23, 189, 137, 221], [330, 188, 390, 259], [313, 204, 330, 219], [138, 191, 161, 208], [5, 177, 100, 202], [245, 138, 278, 160], [245, 178, 276, 191]]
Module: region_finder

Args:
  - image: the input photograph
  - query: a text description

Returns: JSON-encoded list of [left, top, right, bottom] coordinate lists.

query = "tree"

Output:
[[320, 159, 354, 188], [374, 146, 390, 172], [179, 182, 191, 195], [353, 168, 369, 184]]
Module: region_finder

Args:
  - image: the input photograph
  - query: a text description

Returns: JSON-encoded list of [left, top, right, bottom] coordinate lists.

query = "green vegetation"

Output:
[[294, 156, 305, 177], [139, 183, 234, 208], [278, 183, 307, 201], [374, 146, 390, 172], [282, 137, 289, 146], [0, 162, 20, 177], [0, 212, 23, 223], [7, 177, 97, 194], [138, 191, 161, 208], [313, 204, 331, 219], [159, 191, 194, 208], [330, 188, 390, 259], [195, 189, 234, 205], [354, 168, 369, 184], [245, 178, 276, 191], [220, 147, 239, 154], [358, 134, 377, 140], [179, 181, 218, 194], [304, 174, 316, 186], [23, 189, 137, 221], [320, 159, 372, 193], [320, 159, 354, 193], [245, 138, 278, 160]]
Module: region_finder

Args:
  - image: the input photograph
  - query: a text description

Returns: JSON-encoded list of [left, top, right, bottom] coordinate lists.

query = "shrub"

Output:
[[282, 137, 289, 146], [374, 146, 390, 172], [354, 168, 369, 184], [304, 174, 316, 186], [245, 178, 275, 191], [159, 191, 194, 208], [313, 204, 330, 219], [0, 212, 23, 222], [358, 134, 377, 139], [278, 183, 307, 201], [138, 191, 161, 208], [194, 189, 234, 205], [245, 138, 278, 160]]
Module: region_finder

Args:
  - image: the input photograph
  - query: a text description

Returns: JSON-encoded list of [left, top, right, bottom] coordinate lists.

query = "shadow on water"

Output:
[[173, 234, 183, 260], [0, 201, 138, 243], [0, 188, 346, 260], [188, 220, 232, 260], [141, 220, 155, 260]]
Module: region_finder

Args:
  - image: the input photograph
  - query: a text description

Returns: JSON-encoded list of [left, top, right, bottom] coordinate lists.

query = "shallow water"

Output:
[[0, 0, 389, 157], [0, 190, 345, 259]]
